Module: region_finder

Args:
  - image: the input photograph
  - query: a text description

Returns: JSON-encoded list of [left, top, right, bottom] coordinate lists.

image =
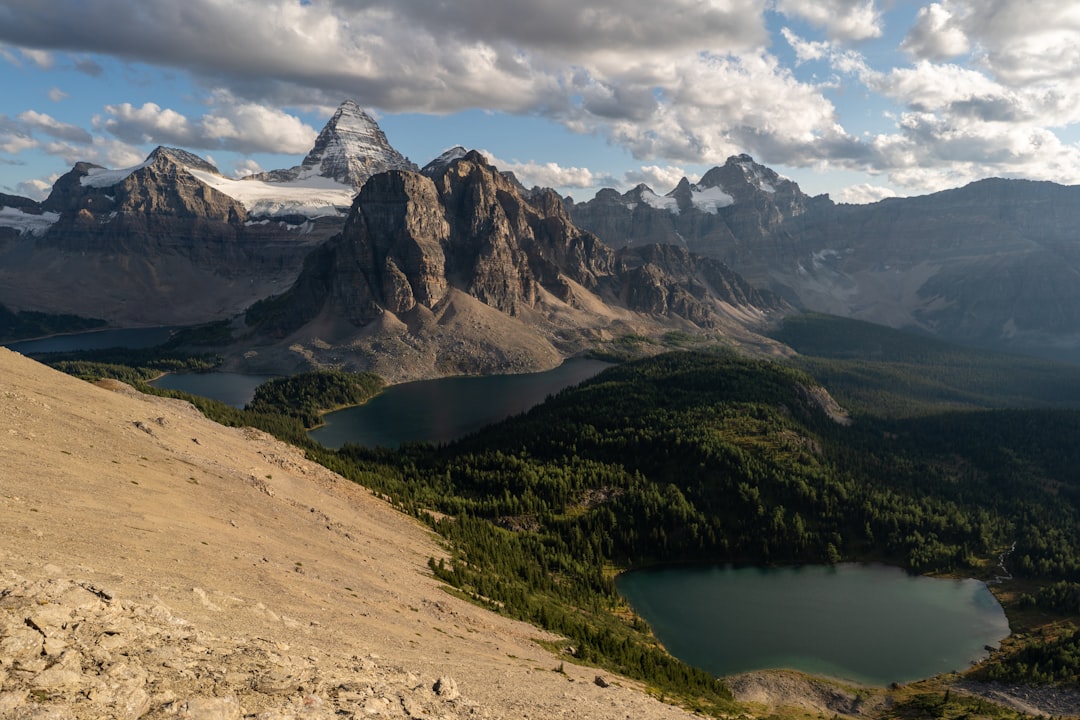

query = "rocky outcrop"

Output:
[[0, 102, 418, 327], [40, 148, 248, 256], [245, 151, 786, 379]]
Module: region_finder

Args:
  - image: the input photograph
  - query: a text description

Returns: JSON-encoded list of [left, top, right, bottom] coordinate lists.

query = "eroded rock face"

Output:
[[0, 148, 340, 325], [249, 151, 783, 348], [568, 154, 820, 271], [32, 150, 262, 288]]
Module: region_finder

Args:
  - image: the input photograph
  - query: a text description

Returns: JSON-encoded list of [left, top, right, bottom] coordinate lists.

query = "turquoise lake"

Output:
[[616, 563, 1009, 686]]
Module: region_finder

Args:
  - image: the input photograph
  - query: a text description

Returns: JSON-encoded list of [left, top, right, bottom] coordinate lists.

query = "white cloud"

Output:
[[15, 177, 54, 201], [2, 0, 1080, 200], [781, 28, 831, 65], [0, 124, 37, 154], [47, 87, 68, 103], [97, 102, 196, 146], [97, 101, 316, 154], [577, 51, 858, 168], [39, 136, 146, 171], [775, 0, 883, 42], [231, 158, 264, 179], [198, 101, 316, 154], [17, 110, 93, 144], [482, 151, 599, 190], [902, 1, 1080, 88], [19, 48, 53, 69], [834, 183, 898, 204], [623, 165, 691, 192], [902, 3, 971, 61]]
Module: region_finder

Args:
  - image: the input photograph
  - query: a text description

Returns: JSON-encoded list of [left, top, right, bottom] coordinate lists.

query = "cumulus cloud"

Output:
[[900, 1, 1080, 88], [0, 0, 830, 168], [39, 136, 146, 171], [97, 101, 316, 154], [834, 183, 898, 204], [2, 0, 1080, 198], [902, 3, 971, 61], [15, 177, 54, 201], [481, 151, 601, 190], [623, 165, 692, 192], [47, 87, 68, 102], [18, 110, 93, 144], [231, 158, 264, 179], [775, 0, 884, 42], [0, 116, 37, 154], [575, 51, 859, 168]]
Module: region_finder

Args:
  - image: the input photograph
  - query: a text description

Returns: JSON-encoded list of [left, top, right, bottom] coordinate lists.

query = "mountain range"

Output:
[[567, 156, 1080, 363], [2, 100, 1080, 372]]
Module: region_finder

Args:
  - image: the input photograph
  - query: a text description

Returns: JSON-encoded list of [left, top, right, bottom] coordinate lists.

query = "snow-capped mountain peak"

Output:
[[421, 146, 469, 176], [252, 100, 416, 189]]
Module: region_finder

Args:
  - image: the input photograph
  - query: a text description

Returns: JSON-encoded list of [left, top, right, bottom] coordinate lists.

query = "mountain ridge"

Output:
[[569, 157, 1080, 363], [239, 150, 786, 381]]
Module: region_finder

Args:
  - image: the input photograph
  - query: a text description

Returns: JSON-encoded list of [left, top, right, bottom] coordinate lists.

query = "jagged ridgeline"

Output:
[[244, 149, 783, 380]]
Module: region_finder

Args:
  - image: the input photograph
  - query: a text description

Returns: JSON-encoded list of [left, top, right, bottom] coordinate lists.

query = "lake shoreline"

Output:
[[617, 562, 1009, 688]]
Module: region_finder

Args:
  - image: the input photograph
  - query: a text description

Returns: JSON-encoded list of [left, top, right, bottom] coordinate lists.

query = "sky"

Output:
[[2, 0, 1080, 205]]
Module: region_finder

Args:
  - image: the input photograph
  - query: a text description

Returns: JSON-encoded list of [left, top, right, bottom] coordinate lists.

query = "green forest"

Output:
[[32, 313, 1080, 716]]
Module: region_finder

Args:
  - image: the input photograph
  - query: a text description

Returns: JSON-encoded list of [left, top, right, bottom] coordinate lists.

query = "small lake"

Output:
[[309, 358, 612, 449], [616, 563, 1009, 686], [5, 326, 180, 353], [150, 372, 275, 408]]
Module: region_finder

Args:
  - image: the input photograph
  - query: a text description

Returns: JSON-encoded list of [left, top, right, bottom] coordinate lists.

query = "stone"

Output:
[[433, 675, 460, 700], [174, 695, 241, 720]]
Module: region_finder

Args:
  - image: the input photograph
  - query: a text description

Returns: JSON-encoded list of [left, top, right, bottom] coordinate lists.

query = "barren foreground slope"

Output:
[[0, 348, 698, 719]]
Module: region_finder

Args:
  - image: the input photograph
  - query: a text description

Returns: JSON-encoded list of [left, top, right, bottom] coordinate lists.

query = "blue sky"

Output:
[[2, 0, 1080, 204]]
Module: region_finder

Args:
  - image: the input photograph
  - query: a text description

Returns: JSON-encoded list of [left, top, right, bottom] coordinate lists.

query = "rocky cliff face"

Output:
[[572, 160, 1080, 362], [245, 152, 786, 380], [0, 102, 424, 327], [0, 147, 339, 325]]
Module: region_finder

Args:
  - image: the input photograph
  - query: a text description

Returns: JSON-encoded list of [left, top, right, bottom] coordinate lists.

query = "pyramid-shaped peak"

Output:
[[147, 146, 219, 174], [252, 101, 417, 190], [421, 146, 470, 176], [324, 100, 380, 134]]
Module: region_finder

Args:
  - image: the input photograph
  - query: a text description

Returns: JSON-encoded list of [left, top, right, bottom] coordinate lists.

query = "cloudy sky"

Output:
[[2, 0, 1079, 204]]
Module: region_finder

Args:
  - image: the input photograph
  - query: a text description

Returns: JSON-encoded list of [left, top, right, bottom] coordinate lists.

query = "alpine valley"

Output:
[[6, 101, 1080, 720], [6, 99, 1080, 376]]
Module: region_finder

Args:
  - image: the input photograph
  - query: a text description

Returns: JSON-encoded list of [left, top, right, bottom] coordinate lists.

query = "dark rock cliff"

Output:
[[249, 151, 783, 343]]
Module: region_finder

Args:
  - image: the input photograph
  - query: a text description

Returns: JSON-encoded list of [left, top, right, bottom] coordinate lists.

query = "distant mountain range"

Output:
[[2, 100, 1080, 374], [568, 156, 1080, 363]]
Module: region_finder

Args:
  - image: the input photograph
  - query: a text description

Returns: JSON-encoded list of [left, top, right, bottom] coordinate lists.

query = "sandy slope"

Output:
[[0, 348, 697, 719]]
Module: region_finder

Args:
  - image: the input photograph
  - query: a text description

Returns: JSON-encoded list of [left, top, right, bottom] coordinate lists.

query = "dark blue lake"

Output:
[[309, 358, 611, 449], [150, 372, 275, 408], [5, 326, 179, 353]]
